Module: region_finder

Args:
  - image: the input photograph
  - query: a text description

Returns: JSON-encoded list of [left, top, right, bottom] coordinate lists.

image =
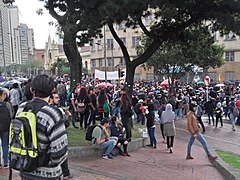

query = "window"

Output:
[[85, 61, 88, 69], [91, 59, 96, 67], [98, 59, 103, 67], [132, 36, 140, 48], [107, 58, 114, 67], [225, 51, 235, 62], [97, 40, 102, 51], [120, 57, 126, 66], [107, 39, 114, 49], [225, 71, 235, 81], [120, 37, 126, 45]]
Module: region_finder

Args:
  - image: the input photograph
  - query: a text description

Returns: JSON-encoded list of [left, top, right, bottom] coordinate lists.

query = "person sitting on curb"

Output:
[[110, 116, 130, 157], [92, 118, 118, 160], [186, 103, 218, 161]]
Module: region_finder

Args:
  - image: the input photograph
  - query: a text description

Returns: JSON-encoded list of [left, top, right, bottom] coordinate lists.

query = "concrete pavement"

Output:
[[3, 115, 240, 180]]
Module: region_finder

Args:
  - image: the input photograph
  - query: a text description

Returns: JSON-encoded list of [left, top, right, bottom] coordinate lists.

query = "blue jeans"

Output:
[[147, 127, 157, 146], [96, 137, 117, 155], [112, 107, 120, 118], [187, 132, 210, 156], [0, 131, 9, 165], [207, 112, 214, 125], [230, 113, 236, 128], [175, 108, 182, 119]]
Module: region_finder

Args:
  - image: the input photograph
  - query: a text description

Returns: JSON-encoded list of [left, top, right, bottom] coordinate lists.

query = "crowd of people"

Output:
[[1, 75, 240, 179]]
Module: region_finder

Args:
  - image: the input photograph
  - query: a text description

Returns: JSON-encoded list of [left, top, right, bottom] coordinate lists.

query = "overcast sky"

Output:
[[14, 0, 57, 49]]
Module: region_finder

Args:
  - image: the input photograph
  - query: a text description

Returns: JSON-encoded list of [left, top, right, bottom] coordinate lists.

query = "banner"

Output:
[[94, 69, 126, 80]]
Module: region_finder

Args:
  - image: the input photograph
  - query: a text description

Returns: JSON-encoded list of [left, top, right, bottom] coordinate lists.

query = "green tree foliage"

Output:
[[138, 26, 224, 80], [19, 59, 43, 75], [50, 58, 70, 75], [6, 0, 240, 95]]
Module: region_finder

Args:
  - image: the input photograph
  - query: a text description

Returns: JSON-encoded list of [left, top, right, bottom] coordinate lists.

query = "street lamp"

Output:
[[95, 25, 107, 86]]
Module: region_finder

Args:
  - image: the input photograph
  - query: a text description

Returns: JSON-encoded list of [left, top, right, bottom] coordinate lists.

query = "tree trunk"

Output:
[[63, 32, 82, 90], [125, 63, 136, 101]]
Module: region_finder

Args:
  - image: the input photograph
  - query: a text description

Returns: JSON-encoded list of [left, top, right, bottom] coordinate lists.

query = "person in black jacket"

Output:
[[120, 93, 133, 142], [110, 116, 130, 156], [215, 102, 223, 128], [145, 102, 157, 148]]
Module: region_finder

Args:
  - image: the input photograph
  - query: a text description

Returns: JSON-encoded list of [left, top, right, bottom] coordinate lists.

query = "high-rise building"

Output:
[[18, 23, 35, 64], [8, 5, 21, 64], [0, 1, 11, 68]]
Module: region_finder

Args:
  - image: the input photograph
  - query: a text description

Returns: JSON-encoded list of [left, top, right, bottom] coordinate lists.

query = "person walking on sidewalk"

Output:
[[186, 103, 218, 161], [195, 99, 205, 133], [145, 102, 157, 149], [92, 118, 117, 160], [214, 102, 223, 128], [161, 103, 176, 153]]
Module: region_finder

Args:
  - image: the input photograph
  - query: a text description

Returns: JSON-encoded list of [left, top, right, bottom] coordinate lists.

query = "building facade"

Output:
[[90, 22, 154, 81], [0, 1, 11, 68], [208, 31, 240, 82]]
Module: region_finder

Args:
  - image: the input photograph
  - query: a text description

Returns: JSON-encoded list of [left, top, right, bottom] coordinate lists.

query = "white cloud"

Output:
[[14, 0, 58, 49]]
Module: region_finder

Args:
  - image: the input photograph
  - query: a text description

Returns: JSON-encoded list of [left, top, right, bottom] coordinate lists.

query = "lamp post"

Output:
[[95, 25, 107, 86]]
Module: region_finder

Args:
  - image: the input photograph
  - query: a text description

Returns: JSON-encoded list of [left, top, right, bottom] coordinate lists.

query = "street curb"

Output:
[[68, 138, 149, 158], [211, 150, 240, 180]]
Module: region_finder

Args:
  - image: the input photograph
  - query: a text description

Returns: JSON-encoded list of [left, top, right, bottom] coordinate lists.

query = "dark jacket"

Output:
[[145, 111, 155, 128], [110, 123, 125, 140]]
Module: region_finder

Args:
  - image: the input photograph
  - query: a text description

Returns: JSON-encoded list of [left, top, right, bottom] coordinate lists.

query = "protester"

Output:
[[16, 74, 68, 179], [120, 92, 133, 142], [110, 116, 130, 156], [9, 82, 21, 117], [186, 103, 217, 161], [92, 118, 117, 160], [49, 92, 73, 180], [145, 102, 157, 149], [0, 89, 13, 168], [214, 102, 223, 128], [161, 103, 176, 153]]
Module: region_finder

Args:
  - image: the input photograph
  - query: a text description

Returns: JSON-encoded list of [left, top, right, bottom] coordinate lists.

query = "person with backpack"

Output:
[[92, 118, 117, 160], [76, 87, 92, 130], [12, 74, 68, 180], [0, 89, 13, 168]]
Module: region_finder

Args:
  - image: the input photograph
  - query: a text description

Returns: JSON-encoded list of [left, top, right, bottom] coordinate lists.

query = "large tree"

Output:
[[137, 26, 224, 92], [100, 0, 240, 97], [5, 0, 240, 96]]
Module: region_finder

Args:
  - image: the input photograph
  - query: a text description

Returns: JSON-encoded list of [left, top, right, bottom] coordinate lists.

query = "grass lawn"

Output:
[[67, 122, 142, 147], [216, 150, 240, 173]]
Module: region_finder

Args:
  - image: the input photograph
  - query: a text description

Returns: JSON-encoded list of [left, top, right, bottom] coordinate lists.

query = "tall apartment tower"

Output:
[[0, 1, 11, 68], [8, 5, 21, 64], [18, 23, 35, 64]]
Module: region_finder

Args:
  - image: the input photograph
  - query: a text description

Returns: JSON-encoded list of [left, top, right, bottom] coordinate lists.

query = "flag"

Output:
[[218, 74, 221, 82]]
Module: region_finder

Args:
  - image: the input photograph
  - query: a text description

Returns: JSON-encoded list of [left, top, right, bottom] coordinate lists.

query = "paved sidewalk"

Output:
[[65, 138, 225, 180], [3, 117, 229, 180]]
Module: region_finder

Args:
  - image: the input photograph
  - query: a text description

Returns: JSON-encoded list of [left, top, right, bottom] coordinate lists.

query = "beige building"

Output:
[[208, 31, 240, 82], [90, 21, 154, 81]]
